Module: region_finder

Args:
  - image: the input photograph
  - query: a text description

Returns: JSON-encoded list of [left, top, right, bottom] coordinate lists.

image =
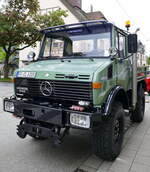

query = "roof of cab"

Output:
[[40, 20, 113, 34]]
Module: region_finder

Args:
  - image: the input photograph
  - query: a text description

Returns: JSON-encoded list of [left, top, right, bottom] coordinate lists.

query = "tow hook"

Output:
[[53, 126, 70, 146]]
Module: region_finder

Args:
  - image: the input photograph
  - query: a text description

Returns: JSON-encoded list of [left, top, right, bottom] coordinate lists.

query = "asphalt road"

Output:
[[0, 82, 150, 172], [0, 83, 92, 172]]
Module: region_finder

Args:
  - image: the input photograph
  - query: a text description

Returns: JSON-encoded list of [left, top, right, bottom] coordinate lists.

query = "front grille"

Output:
[[55, 74, 90, 80], [14, 78, 93, 102]]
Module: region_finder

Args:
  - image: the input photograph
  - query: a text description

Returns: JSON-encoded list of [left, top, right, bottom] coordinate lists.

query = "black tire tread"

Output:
[[92, 101, 124, 161], [130, 85, 145, 122]]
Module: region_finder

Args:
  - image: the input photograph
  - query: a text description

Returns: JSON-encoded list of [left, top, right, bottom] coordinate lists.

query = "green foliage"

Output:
[[0, 0, 67, 78], [35, 9, 68, 29], [0, 0, 67, 51], [8, 0, 40, 14], [147, 57, 150, 65], [0, 78, 12, 82], [0, 47, 6, 62]]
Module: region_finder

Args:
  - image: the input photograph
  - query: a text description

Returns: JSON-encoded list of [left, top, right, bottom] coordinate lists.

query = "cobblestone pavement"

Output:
[[0, 83, 150, 172]]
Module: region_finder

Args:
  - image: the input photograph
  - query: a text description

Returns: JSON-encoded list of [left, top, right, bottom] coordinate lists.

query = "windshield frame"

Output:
[[38, 24, 113, 60]]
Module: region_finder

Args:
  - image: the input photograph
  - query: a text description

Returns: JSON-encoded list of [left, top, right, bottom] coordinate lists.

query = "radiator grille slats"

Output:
[[55, 74, 90, 80], [15, 78, 93, 102]]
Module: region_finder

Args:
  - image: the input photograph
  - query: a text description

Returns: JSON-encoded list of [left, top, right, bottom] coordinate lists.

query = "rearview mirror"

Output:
[[128, 34, 138, 53], [27, 51, 36, 61]]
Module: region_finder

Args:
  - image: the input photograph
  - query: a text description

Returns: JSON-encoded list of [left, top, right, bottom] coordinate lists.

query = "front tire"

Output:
[[92, 101, 125, 161], [130, 85, 145, 122]]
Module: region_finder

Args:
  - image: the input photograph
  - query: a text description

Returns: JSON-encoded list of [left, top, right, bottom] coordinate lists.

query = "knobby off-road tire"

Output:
[[92, 101, 125, 161], [130, 85, 145, 122]]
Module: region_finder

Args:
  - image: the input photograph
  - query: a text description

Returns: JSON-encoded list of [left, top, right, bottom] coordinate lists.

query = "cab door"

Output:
[[115, 30, 131, 90]]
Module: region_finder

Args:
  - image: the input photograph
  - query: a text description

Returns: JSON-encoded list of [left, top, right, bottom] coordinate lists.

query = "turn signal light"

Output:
[[92, 82, 103, 89]]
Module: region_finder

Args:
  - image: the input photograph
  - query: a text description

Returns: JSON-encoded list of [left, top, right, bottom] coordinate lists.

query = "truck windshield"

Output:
[[40, 32, 111, 59]]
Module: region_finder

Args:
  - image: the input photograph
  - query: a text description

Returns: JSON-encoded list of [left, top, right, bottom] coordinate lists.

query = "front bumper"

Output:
[[3, 97, 102, 129]]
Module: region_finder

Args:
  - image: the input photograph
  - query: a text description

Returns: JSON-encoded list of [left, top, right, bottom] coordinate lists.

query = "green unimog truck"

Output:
[[4, 20, 147, 161]]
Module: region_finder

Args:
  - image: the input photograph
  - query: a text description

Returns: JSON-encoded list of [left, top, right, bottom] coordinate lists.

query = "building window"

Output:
[[40, 7, 60, 15]]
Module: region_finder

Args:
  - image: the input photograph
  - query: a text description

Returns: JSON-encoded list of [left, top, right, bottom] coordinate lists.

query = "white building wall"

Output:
[[19, 0, 79, 67], [39, 0, 79, 24], [137, 53, 146, 67]]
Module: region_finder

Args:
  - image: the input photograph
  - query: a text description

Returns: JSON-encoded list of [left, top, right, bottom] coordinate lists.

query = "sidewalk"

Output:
[[76, 96, 150, 172]]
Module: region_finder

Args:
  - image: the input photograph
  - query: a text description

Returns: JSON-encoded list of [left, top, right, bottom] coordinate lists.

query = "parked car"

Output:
[[145, 66, 150, 95]]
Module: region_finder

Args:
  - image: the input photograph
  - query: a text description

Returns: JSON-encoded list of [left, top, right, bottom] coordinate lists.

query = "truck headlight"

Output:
[[4, 100, 14, 113], [70, 113, 90, 128]]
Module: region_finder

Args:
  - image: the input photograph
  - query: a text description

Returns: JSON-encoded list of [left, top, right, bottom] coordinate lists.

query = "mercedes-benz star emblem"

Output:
[[40, 81, 52, 96]]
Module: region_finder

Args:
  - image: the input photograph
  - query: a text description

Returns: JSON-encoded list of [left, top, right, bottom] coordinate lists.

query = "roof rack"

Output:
[[41, 19, 109, 33]]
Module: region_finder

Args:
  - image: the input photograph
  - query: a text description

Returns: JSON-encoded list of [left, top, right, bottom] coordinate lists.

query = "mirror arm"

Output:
[[110, 56, 116, 60]]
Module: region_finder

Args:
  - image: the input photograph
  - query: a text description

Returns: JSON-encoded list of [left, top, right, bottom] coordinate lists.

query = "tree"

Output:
[[0, 47, 6, 62], [147, 56, 150, 65], [0, 0, 67, 78]]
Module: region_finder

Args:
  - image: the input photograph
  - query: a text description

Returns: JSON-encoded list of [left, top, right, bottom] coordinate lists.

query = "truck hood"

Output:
[[16, 58, 111, 81]]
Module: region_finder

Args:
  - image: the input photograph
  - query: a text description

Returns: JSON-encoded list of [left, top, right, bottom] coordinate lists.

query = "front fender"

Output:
[[102, 86, 129, 116]]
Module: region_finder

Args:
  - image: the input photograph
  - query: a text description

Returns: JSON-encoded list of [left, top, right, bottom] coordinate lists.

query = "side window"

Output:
[[119, 33, 126, 58], [115, 31, 126, 58], [51, 39, 64, 57], [115, 34, 119, 50], [43, 37, 51, 57]]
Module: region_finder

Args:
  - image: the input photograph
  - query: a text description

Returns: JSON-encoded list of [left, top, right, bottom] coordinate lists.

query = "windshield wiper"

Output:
[[37, 56, 61, 61]]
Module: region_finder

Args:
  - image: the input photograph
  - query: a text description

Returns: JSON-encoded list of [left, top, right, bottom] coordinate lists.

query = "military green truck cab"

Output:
[[4, 20, 146, 161]]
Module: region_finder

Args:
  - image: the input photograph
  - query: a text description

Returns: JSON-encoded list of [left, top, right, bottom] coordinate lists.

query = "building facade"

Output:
[[137, 41, 146, 67], [19, 0, 106, 67]]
